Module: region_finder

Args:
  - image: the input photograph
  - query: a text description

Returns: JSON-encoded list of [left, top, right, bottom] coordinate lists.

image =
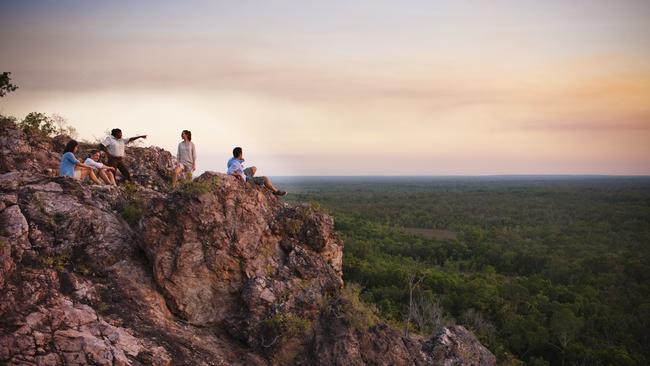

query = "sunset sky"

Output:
[[1, 0, 649, 175]]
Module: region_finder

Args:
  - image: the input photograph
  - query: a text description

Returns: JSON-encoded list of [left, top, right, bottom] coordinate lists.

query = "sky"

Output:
[[1, 0, 649, 175]]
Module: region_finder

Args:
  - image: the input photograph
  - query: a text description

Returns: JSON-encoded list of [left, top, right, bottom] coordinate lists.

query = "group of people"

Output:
[[59, 128, 148, 186], [58, 128, 286, 196]]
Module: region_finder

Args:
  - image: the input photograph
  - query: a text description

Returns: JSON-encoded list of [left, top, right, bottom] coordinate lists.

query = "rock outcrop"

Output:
[[0, 122, 496, 365]]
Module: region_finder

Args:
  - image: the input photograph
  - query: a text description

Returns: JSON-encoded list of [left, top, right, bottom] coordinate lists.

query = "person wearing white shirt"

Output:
[[99, 128, 147, 182], [84, 150, 117, 185]]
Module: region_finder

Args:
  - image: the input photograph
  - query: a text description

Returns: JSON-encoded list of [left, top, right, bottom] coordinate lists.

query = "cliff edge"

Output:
[[0, 122, 496, 365]]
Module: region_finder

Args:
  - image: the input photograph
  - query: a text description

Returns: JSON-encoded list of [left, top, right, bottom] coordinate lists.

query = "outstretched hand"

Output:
[[128, 135, 148, 143]]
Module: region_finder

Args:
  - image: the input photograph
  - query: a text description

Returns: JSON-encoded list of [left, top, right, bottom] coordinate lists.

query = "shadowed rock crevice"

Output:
[[0, 123, 496, 365]]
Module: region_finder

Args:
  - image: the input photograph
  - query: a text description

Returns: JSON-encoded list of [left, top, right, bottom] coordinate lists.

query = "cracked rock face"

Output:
[[139, 172, 344, 345], [0, 126, 60, 176], [1, 296, 171, 366], [0, 123, 495, 365], [0, 174, 171, 366]]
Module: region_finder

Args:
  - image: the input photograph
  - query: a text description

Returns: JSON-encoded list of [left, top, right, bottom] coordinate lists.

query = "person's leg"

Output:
[[183, 164, 193, 182], [88, 169, 102, 184], [116, 159, 131, 181], [78, 168, 102, 185], [262, 176, 286, 195], [172, 165, 182, 188], [98, 169, 111, 184], [106, 170, 117, 185], [243, 167, 257, 177], [106, 156, 123, 182], [106, 156, 119, 170], [262, 176, 278, 192]]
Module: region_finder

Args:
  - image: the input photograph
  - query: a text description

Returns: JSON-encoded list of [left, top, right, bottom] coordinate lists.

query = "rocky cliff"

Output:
[[0, 122, 496, 365]]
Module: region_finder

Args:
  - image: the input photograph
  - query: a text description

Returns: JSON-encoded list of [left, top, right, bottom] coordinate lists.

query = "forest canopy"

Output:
[[283, 177, 650, 366]]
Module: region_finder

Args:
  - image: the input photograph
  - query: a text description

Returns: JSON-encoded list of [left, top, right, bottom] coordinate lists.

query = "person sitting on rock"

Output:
[[84, 150, 117, 185], [98, 128, 147, 182], [172, 129, 196, 188], [60, 140, 102, 184], [227, 147, 286, 196]]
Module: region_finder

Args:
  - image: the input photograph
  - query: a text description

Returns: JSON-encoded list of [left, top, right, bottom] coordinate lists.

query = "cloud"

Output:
[[511, 114, 650, 132]]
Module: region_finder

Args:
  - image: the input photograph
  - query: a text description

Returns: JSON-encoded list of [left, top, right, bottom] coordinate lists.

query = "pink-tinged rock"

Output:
[[149, 346, 173, 366], [35, 353, 61, 366], [1, 205, 29, 242], [423, 325, 497, 366], [33, 331, 47, 347], [60, 351, 87, 365], [81, 335, 113, 366], [62, 302, 99, 328], [140, 172, 344, 345], [53, 329, 86, 353], [102, 324, 141, 357], [24, 311, 46, 329]]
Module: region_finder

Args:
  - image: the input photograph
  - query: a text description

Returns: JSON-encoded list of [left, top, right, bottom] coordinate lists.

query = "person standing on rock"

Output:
[[227, 147, 287, 196], [60, 140, 102, 184], [99, 128, 147, 183], [172, 130, 196, 188], [84, 150, 117, 185]]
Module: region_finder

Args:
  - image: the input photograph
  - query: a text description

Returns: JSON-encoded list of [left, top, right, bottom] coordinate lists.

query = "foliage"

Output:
[[0, 72, 18, 97], [461, 308, 497, 346], [334, 282, 380, 331], [120, 181, 145, 225], [122, 181, 139, 198], [121, 203, 143, 226], [410, 290, 447, 336], [284, 218, 303, 236], [0, 114, 17, 129], [175, 177, 220, 198], [263, 313, 311, 337], [38, 254, 70, 272], [285, 177, 650, 365], [18, 112, 78, 137], [261, 312, 311, 350], [96, 302, 111, 315], [284, 202, 329, 236]]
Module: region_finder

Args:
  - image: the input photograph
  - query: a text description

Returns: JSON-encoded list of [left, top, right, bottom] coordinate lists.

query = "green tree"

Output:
[[19, 112, 77, 137], [20, 112, 58, 136], [0, 72, 18, 97]]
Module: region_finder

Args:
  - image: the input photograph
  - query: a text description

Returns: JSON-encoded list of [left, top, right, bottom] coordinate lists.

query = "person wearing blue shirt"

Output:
[[227, 147, 286, 196], [60, 140, 102, 184]]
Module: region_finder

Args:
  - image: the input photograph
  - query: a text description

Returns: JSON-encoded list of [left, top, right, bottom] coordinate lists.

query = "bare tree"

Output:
[[412, 293, 444, 335], [50, 114, 78, 138], [404, 271, 423, 337], [461, 308, 496, 344]]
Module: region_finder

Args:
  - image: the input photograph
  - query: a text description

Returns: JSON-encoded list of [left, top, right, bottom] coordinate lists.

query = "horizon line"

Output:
[[266, 174, 650, 178]]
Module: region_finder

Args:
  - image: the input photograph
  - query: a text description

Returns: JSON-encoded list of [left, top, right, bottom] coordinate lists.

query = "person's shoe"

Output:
[[273, 190, 287, 196]]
